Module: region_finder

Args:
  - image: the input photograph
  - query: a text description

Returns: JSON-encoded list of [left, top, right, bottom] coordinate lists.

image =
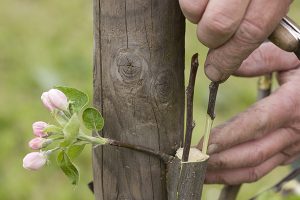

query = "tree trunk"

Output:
[[92, 0, 185, 199]]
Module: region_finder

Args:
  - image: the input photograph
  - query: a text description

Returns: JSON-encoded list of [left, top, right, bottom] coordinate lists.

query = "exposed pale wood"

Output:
[[167, 148, 209, 200], [92, 0, 185, 199]]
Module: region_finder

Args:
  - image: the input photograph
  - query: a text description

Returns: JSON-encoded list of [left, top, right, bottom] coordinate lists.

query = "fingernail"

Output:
[[207, 144, 218, 155], [205, 65, 222, 82]]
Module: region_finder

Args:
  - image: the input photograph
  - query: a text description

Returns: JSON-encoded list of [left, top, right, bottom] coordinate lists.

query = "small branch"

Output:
[[107, 139, 173, 163], [219, 74, 272, 200], [202, 82, 219, 155], [207, 82, 219, 120], [182, 53, 199, 162]]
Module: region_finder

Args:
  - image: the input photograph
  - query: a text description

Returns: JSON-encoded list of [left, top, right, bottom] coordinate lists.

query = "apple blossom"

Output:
[[32, 121, 48, 137], [48, 89, 68, 111], [23, 152, 47, 171], [41, 92, 55, 111], [41, 89, 68, 111], [28, 137, 52, 150]]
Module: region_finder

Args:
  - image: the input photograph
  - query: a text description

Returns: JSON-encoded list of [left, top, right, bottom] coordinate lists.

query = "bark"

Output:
[[167, 148, 209, 200]]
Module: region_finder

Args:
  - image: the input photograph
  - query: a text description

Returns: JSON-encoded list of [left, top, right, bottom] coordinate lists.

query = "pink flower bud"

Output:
[[48, 89, 68, 111], [28, 137, 52, 150], [23, 152, 47, 171], [41, 92, 55, 111], [32, 121, 48, 137]]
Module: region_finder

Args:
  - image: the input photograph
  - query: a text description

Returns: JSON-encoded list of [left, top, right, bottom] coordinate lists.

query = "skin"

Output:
[[179, 0, 292, 81], [202, 43, 300, 184], [178, 0, 300, 184]]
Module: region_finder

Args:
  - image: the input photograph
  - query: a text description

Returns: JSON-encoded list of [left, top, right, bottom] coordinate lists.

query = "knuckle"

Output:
[[251, 145, 266, 165], [205, 50, 236, 76], [236, 18, 266, 45], [250, 106, 269, 138], [213, 156, 227, 169], [199, 13, 238, 46], [215, 174, 228, 184], [248, 167, 260, 183]]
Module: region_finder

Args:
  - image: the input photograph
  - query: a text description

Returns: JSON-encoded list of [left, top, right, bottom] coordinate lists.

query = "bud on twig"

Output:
[[41, 89, 68, 111], [32, 121, 49, 137], [28, 137, 52, 150], [23, 152, 47, 171]]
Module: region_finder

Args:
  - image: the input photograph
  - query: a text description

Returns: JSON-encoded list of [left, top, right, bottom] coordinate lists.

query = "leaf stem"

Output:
[[78, 134, 108, 145]]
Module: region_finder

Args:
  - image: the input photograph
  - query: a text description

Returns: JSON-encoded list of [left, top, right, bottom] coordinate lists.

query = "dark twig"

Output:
[[182, 53, 199, 162], [207, 82, 219, 120], [107, 139, 173, 163], [219, 74, 273, 200], [202, 81, 219, 155]]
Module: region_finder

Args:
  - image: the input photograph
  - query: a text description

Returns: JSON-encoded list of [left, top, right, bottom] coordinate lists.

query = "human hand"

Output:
[[198, 42, 300, 184], [179, 0, 292, 82]]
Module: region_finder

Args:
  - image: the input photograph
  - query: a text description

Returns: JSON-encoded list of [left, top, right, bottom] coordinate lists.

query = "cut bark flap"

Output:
[[167, 148, 209, 200]]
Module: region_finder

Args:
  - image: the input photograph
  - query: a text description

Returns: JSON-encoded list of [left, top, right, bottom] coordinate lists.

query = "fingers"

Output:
[[179, 0, 208, 23], [204, 85, 297, 154], [281, 140, 300, 164], [204, 0, 292, 82], [197, 0, 251, 48], [278, 67, 300, 85], [208, 128, 300, 170], [234, 42, 300, 77], [205, 153, 287, 184]]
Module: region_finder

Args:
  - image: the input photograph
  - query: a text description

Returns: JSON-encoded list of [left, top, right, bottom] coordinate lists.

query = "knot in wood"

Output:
[[153, 70, 175, 104], [116, 51, 143, 84]]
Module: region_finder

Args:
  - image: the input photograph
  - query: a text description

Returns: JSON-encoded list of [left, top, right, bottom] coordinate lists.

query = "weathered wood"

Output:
[[167, 148, 209, 200], [92, 0, 185, 199]]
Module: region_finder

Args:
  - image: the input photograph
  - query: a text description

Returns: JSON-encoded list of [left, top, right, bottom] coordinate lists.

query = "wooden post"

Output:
[[92, 0, 185, 199]]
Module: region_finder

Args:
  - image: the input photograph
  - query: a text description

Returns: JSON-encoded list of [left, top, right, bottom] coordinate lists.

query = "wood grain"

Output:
[[167, 148, 209, 200], [92, 0, 185, 199]]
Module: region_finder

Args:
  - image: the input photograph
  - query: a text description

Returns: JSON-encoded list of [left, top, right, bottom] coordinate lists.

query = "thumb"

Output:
[[234, 42, 300, 77]]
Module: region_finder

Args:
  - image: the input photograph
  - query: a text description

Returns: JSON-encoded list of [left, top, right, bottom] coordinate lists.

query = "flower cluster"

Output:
[[23, 87, 106, 185]]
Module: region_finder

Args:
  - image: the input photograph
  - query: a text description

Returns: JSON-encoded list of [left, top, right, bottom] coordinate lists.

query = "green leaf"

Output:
[[43, 125, 62, 133], [62, 114, 80, 146], [82, 107, 104, 131], [67, 144, 86, 160], [57, 151, 79, 185], [55, 86, 88, 113]]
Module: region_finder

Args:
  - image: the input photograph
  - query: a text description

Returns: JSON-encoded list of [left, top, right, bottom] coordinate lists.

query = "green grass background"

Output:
[[0, 1, 299, 199]]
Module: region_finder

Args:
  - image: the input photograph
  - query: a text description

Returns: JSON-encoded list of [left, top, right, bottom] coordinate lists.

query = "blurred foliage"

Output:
[[0, 0, 299, 199]]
